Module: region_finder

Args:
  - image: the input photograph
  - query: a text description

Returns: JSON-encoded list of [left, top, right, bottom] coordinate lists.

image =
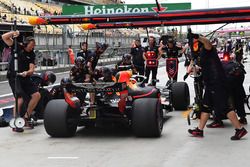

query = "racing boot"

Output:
[[206, 120, 224, 128], [231, 127, 248, 140], [188, 127, 204, 137]]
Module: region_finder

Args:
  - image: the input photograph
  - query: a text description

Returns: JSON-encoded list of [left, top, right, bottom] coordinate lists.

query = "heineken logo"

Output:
[[152, 4, 167, 12], [63, 3, 191, 15], [85, 5, 151, 15]]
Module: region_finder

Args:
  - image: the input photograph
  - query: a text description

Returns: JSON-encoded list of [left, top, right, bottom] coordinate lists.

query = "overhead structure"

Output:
[[29, 6, 250, 28]]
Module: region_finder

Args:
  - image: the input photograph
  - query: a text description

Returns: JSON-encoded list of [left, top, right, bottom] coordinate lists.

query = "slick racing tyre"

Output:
[[44, 99, 79, 137], [171, 82, 190, 110], [132, 98, 163, 137]]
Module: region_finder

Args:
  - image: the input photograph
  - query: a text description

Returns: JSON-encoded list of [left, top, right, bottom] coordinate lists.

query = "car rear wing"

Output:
[[71, 82, 124, 93]]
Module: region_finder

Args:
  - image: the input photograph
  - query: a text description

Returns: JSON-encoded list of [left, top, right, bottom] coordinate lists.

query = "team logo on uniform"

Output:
[[166, 58, 178, 78]]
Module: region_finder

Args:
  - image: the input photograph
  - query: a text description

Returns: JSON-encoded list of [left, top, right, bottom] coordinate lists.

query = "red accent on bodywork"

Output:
[[133, 89, 155, 99], [64, 92, 76, 108], [118, 99, 126, 113]]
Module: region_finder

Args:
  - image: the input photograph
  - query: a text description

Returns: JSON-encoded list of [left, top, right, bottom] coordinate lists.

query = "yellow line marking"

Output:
[[182, 108, 192, 118]]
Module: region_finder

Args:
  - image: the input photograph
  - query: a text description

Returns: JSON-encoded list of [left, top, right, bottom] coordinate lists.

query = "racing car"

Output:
[[44, 69, 190, 138]]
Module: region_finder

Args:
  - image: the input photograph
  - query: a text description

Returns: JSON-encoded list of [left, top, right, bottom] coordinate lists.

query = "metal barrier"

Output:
[[0, 48, 126, 75], [0, 62, 8, 71]]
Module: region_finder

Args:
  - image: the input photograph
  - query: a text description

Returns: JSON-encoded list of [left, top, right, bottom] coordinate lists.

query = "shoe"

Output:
[[188, 127, 204, 137], [231, 127, 248, 140], [206, 121, 224, 128], [239, 117, 248, 125], [12, 128, 24, 133]]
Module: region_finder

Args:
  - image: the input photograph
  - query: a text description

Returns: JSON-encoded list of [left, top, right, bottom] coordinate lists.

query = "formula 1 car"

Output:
[[44, 69, 190, 138]]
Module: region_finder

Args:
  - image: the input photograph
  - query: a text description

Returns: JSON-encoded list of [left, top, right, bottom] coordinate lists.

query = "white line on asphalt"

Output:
[[0, 93, 13, 98], [0, 81, 8, 84], [48, 157, 79, 159]]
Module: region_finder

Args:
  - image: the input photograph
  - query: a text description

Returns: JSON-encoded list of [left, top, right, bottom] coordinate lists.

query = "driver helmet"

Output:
[[42, 71, 56, 85]]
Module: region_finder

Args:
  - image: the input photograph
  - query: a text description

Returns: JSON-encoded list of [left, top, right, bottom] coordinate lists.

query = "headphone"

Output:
[[23, 36, 35, 47]]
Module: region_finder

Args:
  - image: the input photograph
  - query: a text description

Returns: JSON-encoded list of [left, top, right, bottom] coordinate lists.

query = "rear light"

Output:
[[223, 53, 230, 61]]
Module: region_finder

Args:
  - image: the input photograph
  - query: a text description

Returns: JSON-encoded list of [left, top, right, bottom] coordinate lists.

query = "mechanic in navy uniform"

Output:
[[187, 33, 247, 140], [234, 37, 244, 64], [2, 31, 41, 132], [31, 71, 56, 88], [159, 38, 183, 82], [70, 56, 91, 83], [130, 39, 145, 75], [50, 77, 72, 100], [69, 56, 91, 105], [77, 42, 92, 61], [88, 42, 109, 73], [206, 58, 247, 127], [143, 36, 161, 86], [87, 42, 108, 105], [224, 39, 233, 56]]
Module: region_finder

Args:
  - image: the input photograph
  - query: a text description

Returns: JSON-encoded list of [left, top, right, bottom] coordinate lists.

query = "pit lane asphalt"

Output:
[[0, 58, 250, 167]]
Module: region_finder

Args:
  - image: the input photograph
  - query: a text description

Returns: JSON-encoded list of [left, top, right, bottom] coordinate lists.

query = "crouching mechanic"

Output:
[[2, 31, 41, 132], [206, 57, 247, 128], [187, 32, 247, 140]]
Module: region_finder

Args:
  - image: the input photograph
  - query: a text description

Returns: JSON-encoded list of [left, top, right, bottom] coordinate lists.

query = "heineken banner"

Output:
[[62, 3, 191, 15]]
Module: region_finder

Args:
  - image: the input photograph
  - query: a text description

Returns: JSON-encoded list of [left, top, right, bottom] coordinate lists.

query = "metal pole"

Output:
[[104, 29, 107, 43], [13, 19, 18, 118], [45, 26, 48, 70]]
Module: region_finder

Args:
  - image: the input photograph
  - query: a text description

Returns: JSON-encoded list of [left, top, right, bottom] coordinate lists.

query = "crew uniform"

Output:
[[235, 39, 244, 63], [200, 47, 231, 121], [7, 44, 38, 97], [144, 46, 159, 86], [222, 60, 247, 124], [130, 45, 144, 75], [77, 49, 92, 61], [163, 44, 182, 81], [70, 65, 89, 83]]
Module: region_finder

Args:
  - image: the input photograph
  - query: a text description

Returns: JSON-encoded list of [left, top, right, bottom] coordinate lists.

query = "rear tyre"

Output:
[[171, 82, 190, 110], [44, 99, 79, 137], [132, 98, 163, 137]]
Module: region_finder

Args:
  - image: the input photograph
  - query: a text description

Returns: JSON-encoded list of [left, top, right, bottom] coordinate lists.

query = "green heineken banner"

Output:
[[62, 3, 191, 15]]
